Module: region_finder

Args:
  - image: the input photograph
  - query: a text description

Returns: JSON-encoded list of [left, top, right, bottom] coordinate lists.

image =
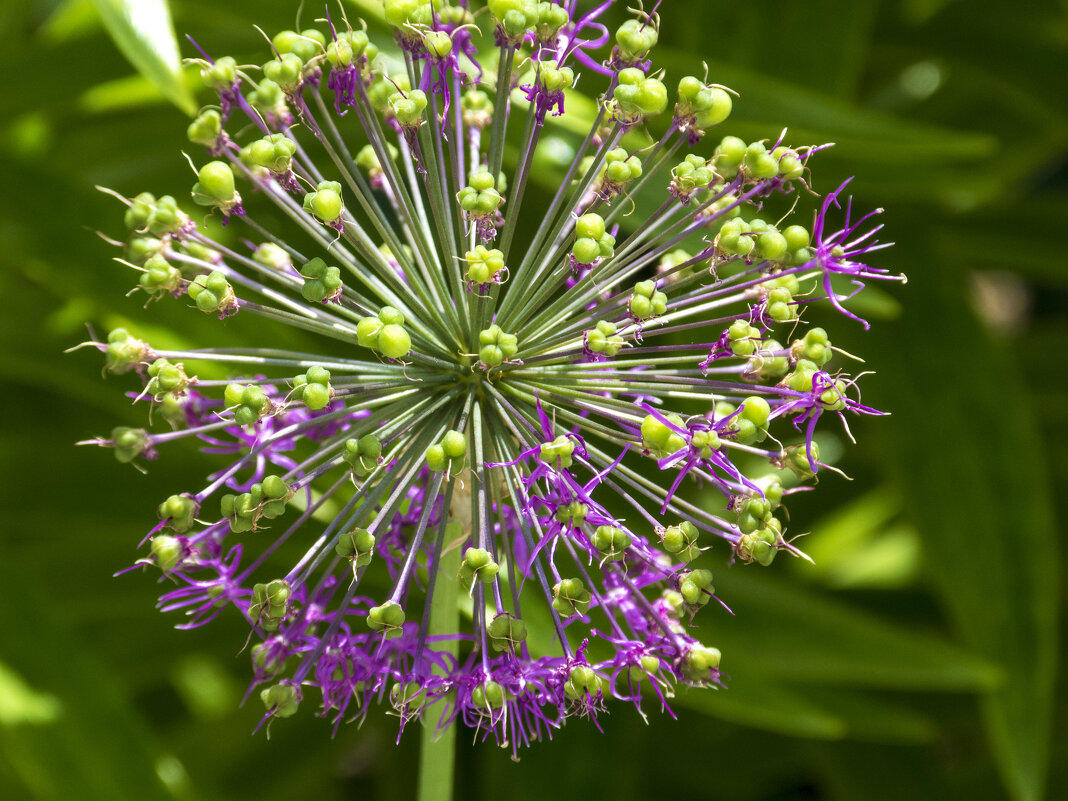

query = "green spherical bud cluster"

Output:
[[538, 434, 575, 470], [472, 680, 506, 710], [125, 192, 190, 237], [671, 154, 716, 201], [145, 358, 190, 397], [260, 683, 299, 717], [249, 579, 292, 632], [327, 29, 372, 69], [478, 324, 518, 368], [684, 644, 722, 681], [641, 412, 686, 457], [187, 109, 222, 147], [743, 339, 790, 383], [614, 18, 658, 64], [461, 88, 493, 129], [765, 285, 797, 322], [388, 89, 428, 128], [367, 600, 406, 637], [746, 217, 790, 263], [104, 328, 150, 374], [564, 665, 602, 701], [679, 568, 714, 607], [126, 235, 164, 265], [712, 135, 747, 179], [737, 516, 782, 566], [192, 161, 240, 211], [292, 366, 333, 410], [718, 396, 771, 445], [727, 320, 760, 355], [457, 170, 504, 218], [263, 52, 305, 93], [251, 643, 288, 678], [572, 213, 615, 264], [356, 306, 411, 359], [782, 441, 820, 479], [716, 217, 756, 258], [150, 534, 183, 572], [342, 434, 383, 476], [692, 428, 721, 459], [248, 133, 297, 174], [734, 494, 773, 534], [585, 320, 624, 357], [158, 493, 198, 533], [335, 527, 376, 567], [534, 1, 569, 40], [187, 270, 237, 316], [600, 147, 643, 193], [488, 0, 538, 40], [782, 358, 824, 393], [487, 613, 527, 652], [224, 382, 273, 426], [273, 28, 326, 64], [629, 279, 667, 320], [302, 180, 344, 225], [551, 577, 592, 617], [389, 680, 425, 711], [676, 76, 732, 128], [627, 655, 661, 685], [464, 245, 506, 286], [138, 254, 182, 296], [111, 426, 151, 463], [792, 327, 832, 367], [354, 142, 398, 180], [368, 72, 410, 112], [591, 525, 631, 562], [536, 60, 573, 93], [383, 0, 433, 28], [742, 141, 803, 182], [426, 429, 467, 473], [613, 67, 668, 122], [459, 547, 499, 592], [661, 520, 701, 561], [297, 257, 343, 304], [554, 500, 587, 527], [221, 475, 291, 533], [157, 391, 188, 427], [200, 56, 237, 90], [253, 242, 292, 272], [424, 30, 453, 59], [772, 146, 805, 181], [248, 78, 289, 121]]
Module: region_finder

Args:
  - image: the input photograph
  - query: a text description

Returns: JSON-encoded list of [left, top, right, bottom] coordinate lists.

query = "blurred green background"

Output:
[[1, 0, 1064, 799]]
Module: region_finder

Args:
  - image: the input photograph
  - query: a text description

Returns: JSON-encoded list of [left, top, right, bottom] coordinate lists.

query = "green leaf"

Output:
[[706, 571, 1001, 691], [91, 0, 195, 115], [875, 226, 1059, 801]]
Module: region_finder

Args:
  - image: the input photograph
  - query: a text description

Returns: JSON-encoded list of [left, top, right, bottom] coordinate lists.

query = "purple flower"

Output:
[[79, 0, 902, 749]]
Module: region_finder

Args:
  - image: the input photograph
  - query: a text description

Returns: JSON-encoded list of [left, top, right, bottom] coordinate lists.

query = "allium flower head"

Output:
[[78, 0, 902, 752]]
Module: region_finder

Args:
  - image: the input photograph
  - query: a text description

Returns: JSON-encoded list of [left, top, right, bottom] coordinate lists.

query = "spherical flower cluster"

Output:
[[78, 0, 902, 753]]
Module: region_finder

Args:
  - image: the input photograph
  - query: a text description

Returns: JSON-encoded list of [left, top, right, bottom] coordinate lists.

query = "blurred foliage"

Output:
[[0, 0, 1064, 800]]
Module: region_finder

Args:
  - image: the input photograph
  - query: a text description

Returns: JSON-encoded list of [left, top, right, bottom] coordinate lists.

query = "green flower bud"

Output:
[[335, 527, 376, 567], [684, 644, 722, 681], [614, 18, 658, 63], [253, 242, 292, 272], [187, 109, 223, 147], [471, 680, 506, 710], [263, 52, 305, 92], [367, 600, 406, 636], [302, 180, 344, 224], [629, 280, 668, 320], [552, 577, 592, 617], [158, 493, 198, 533], [585, 320, 624, 357], [260, 683, 299, 718], [564, 665, 602, 700], [464, 245, 506, 285], [111, 426, 151, 463], [679, 568, 714, 607], [343, 434, 382, 476], [661, 520, 701, 561], [640, 412, 686, 457], [104, 328, 150, 374], [487, 613, 527, 652], [150, 534, 183, 572], [201, 56, 237, 90], [297, 257, 343, 303], [591, 525, 631, 562], [192, 161, 238, 207], [293, 366, 333, 410], [459, 547, 499, 591], [224, 382, 273, 426]]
